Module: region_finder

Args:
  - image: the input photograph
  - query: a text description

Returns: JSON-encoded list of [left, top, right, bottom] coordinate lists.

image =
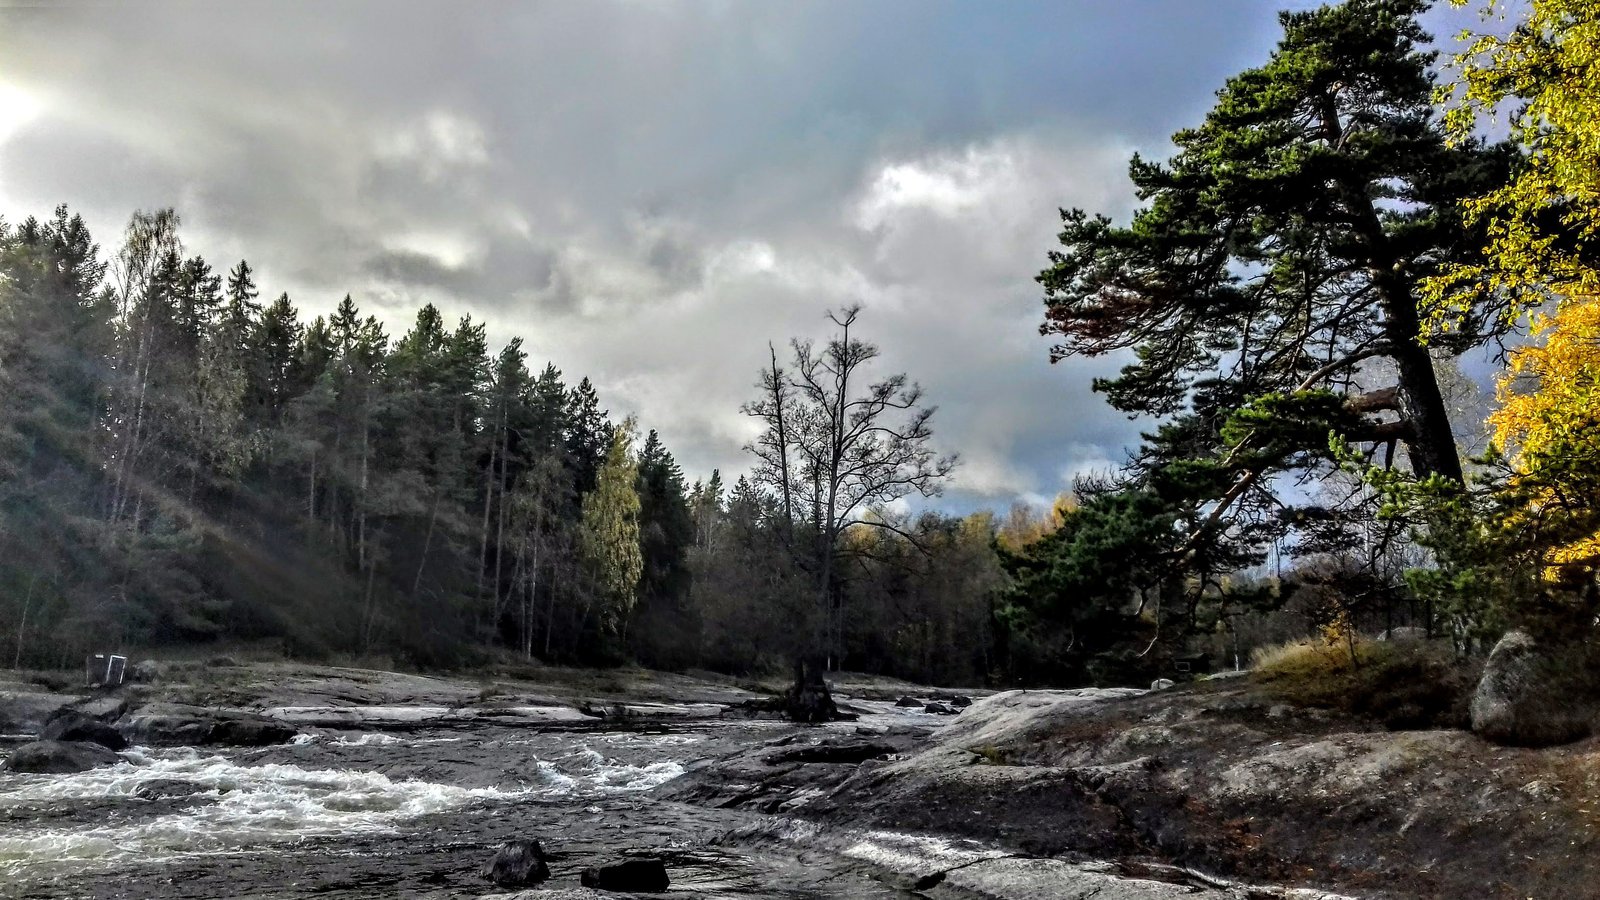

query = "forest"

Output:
[[1, 0, 1596, 691]]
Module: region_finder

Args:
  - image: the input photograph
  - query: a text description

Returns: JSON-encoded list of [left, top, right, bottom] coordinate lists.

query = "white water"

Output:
[[0, 735, 685, 880]]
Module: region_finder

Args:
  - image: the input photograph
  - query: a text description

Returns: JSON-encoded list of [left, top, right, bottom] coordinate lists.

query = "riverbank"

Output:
[[3, 659, 1591, 898]]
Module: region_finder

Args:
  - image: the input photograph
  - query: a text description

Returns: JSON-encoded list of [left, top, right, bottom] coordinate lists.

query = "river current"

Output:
[[0, 714, 920, 899]]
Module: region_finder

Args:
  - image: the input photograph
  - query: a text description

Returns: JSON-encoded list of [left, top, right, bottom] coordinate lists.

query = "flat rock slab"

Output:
[[263, 705, 596, 728]]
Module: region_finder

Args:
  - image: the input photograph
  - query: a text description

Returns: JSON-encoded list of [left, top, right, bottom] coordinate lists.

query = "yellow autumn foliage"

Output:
[[1430, 0, 1600, 323], [1490, 295, 1600, 579]]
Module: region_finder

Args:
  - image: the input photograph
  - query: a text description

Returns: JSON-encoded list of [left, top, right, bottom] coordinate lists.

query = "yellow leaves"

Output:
[[1428, 0, 1600, 326], [1490, 294, 1600, 578], [995, 491, 1077, 552]]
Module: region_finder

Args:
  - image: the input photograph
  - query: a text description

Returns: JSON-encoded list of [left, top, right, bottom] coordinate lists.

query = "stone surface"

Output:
[[3, 739, 121, 773], [41, 711, 128, 751], [1471, 630, 1591, 747], [118, 706, 298, 747], [481, 839, 550, 887], [579, 858, 669, 892], [134, 778, 210, 800]]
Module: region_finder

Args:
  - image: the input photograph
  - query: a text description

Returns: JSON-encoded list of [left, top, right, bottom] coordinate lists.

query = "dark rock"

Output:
[[118, 707, 298, 747], [41, 712, 127, 751], [1471, 630, 1592, 747], [3, 739, 120, 773], [764, 738, 895, 765], [481, 838, 550, 887], [895, 696, 922, 708], [580, 858, 669, 892], [0, 691, 78, 736], [207, 718, 297, 747], [134, 778, 209, 800], [924, 702, 956, 715], [949, 696, 973, 708]]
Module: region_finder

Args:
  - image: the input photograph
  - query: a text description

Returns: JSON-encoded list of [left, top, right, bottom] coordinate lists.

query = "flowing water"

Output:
[[0, 718, 915, 899]]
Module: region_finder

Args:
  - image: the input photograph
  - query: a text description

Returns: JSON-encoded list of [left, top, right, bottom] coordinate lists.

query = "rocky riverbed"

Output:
[[2, 660, 1593, 898]]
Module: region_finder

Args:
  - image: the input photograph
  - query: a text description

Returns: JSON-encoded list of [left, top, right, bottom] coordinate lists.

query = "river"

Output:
[[1, 706, 930, 898]]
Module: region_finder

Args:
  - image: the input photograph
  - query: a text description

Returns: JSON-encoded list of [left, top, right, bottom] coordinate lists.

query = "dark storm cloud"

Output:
[[0, 1, 1488, 510]]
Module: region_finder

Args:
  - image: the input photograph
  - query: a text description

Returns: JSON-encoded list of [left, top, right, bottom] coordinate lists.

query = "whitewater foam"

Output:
[[0, 750, 519, 878]]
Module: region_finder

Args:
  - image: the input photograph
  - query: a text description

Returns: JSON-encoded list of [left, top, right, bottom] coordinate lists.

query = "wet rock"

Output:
[[119, 705, 298, 747], [764, 738, 895, 765], [949, 696, 973, 708], [482, 838, 550, 887], [895, 696, 922, 708], [134, 778, 209, 800], [1471, 630, 1592, 747], [0, 690, 80, 736], [924, 702, 956, 715], [207, 718, 297, 747], [41, 711, 128, 751], [3, 739, 120, 773], [579, 858, 669, 892]]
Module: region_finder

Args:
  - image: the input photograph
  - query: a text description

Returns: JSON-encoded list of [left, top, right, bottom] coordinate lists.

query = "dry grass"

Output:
[[1251, 634, 1476, 730]]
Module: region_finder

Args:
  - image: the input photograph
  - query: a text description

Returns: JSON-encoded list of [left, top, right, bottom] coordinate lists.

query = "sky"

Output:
[[0, 1, 1486, 513]]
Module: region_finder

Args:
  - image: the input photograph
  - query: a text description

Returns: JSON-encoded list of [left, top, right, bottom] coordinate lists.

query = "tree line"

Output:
[[0, 208, 1013, 681]]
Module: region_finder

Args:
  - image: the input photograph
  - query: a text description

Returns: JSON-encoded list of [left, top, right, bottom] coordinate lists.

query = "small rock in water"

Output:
[[134, 778, 209, 800], [580, 858, 669, 892], [949, 695, 973, 708], [41, 712, 127, 751], [3, 739, 120, 774], [923, 702, 956, 715], [482, 838, 550, 887], [894, 696, 921, 708]]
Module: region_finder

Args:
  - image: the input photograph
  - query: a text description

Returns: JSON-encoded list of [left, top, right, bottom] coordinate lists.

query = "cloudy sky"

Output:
[[0, 1, 1481, 512]]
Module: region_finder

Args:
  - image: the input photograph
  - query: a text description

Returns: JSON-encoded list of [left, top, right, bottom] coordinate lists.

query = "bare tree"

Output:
[[743, 305, 956, 667]]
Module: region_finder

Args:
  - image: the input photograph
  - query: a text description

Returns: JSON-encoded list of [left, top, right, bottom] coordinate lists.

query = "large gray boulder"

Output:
[[3, 739, 121, 774], [1471, 630, 1592, 747], [41, 711, 127, 751]]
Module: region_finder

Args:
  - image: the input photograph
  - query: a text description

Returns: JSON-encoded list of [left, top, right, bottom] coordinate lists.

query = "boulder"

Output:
[[949, 696, 973, 708], [207, 718, 297, 747], [764, 738, 895, 765], [118, 706, 298, 747], [126, 660, 164, 683], [1150, 678, 1176, 691], [41, 711, 127, 751], [3, 739, 120, 774], [580, 858, 669, 892], [134, 778, 209, 800], [0, 690, 79, 736], [894, 696, 922, 708], [1471, 630, 1592, 747], [924, 702, 956, 716], [481, 839, 550, 887]]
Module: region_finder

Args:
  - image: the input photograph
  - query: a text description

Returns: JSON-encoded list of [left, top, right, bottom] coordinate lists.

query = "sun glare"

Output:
[[0, 81, 42, 145]]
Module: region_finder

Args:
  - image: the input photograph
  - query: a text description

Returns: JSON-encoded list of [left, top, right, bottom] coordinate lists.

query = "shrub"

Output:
[[1252, 635, 1477, 730]]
